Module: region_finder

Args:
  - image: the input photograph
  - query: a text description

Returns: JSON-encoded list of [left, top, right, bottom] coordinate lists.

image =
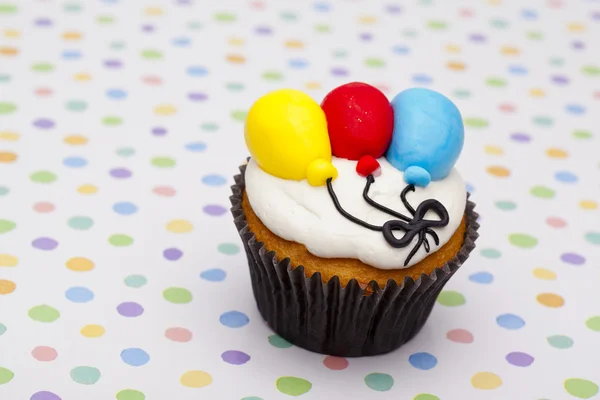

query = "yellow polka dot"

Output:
[[530, 88, 545, 97], [64, 135, 88, 145], [0, 131, 19, 141], [285, 40, 304, 49], [486, 166, 510, 177], [546, 148, 567, 158], [0, 47, 18, 56], [0, 254, 18, 267], [484, 145, 504, 155], [226, 54, 245, 64], [533, 268, 556, 280], [580, 200, 598, 210], [166, 219, 194, 233], [62, 31, 82, 40], [0, 152, 17, 163], [77, 184, 98, 195], [306, 81, 321, 90], [145, 6, 164, 15], [488, 0, 502, 4], [501, 45, 520, 55], [446, 44, 461, 54], [228, 37, 245, 46], [80, 324, 105, 338], [180, 371, 212, 388], [358, 15, 377, 24], [66, 257, 95, 272], [0, 280, 16, 294], [4, 29, 20, 38], [537, 293, 564, 308], [471, 372, 502, 390], [567, 22, 585, 32], [73, 72, 91, 81], [154, 104, 177, 116], [446, 61, 466, 71]]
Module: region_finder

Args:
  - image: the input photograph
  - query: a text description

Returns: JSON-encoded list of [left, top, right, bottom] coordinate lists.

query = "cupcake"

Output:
[[231, 83, 478, 357]]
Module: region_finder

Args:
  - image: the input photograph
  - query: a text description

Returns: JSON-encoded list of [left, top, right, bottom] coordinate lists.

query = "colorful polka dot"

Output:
[[180, 371, 212, 388], [28, 305, 60, 322], [81, 324, 105, 338], [533, 268, 556, 280], [547, 335, 573, 349], [364, 373, 394, 391], [561, 253, 585, 265], [585, 316, 600, 332], [268, 334, 292, 348], [166, 219, 193, 233], [163, 287, 192, 304], [220, 311, 249, 328], [117, 302, 144, 317], [437, 291, 465, 306], [200, 269, 226, 282], [70, 366, 101, 385], [165, 327, 193, 342], [564, 378, 599, 399], [408, 352, 437, 370], [221, 350, 250, 365], [0, 367, 14, 385], [65, 286, 94, 303], [506, 351, 534, 367], [109, 234, 134, 247], [471, 372, 502, 390], [509, 233, 538, 248], [32, 346, 58, 362], [496, 314, 525, 330], [446, 329, 474, 343], [116, 389, 145, 400], [120, 348, 150, 366], [323, 356, 348, 370], [124, 275, 147, 288]]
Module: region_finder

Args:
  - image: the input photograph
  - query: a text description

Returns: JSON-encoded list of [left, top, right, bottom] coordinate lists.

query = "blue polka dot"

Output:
[[172, 37, 191, 47], [508, 65, 528, 75], [521, 9, 538, 20], [65, 286, 94, 303], [496, 313, 525, 330], [63, 157, 88, 168], [62, 50, 82, 60], [106, 89, 127, 99], [289, 58, 309, 69], [565, 104, 585, 115], [393, 45, 410, 55], [187, 65, 208, 77], [220, 311, 249, 328], [120, 348, 150, 366], [314, 2, 330, 12], [185, 142, 207, 152], [408, 352, 437, 370], [469, 271, 494, 284], [200, 269, 227, 282], [202, 174, 227, 186], [113, 202, 138, 215], [412, 74, 432, 85], [555, 171, 578, 183]]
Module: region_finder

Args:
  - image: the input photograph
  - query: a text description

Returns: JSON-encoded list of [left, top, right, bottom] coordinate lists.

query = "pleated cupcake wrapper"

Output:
[[230, 163, 479, 357]]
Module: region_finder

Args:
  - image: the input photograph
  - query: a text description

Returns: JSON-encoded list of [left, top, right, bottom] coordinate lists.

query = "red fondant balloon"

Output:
[[321, 82, 394, 160]]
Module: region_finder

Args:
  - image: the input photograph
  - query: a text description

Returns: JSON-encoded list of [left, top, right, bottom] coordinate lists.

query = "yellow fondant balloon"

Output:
[[245, 89, 337, 186]]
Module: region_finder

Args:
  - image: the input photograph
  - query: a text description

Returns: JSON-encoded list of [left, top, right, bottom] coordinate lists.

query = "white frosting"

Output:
[[245, 157, 466, 270]]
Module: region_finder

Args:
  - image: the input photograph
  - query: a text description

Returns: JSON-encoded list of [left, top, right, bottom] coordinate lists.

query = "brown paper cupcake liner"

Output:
[[230, 163, 479, 357]]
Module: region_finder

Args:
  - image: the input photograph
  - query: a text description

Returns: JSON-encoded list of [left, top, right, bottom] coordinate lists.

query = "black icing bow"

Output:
[[326, 175, 449, 266]]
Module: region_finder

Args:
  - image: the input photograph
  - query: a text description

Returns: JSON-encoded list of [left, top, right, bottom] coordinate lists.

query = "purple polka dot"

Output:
[[177, 0, 193, 4], [33, 119, 55, 129], [203, 205, 227, 216], [104, 59, 123, 69], [591, 11, 600, 21], [152, 127, 167, 136], [469, 33, 487, 43], [188, 92, 208, 102], [506, 352, 534, 367], [117, 302, 144, 317], [32, 237, 58, 251], [386, 4, 402, 14], [331, 67, 349, 77], [142, 24, 154, 32], [561, 253, 585, 265], [255, 25, 273, 35], [551, 75, 569, 85], [572, 40, 585, 50], [510, 133, 531, 143], [110, 168, 132, 179], [34, 18, 53, 27], [30, 391, 62, 400], [163, 248, 183, 261], [221, 350, 251, 365], [359, 32, 373, 41]]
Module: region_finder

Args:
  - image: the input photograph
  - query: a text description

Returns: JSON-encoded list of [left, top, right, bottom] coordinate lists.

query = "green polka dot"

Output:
[[141, 49, 162, 60], [102, 116, 122, 126], [65, 100, 88, 112], [480, 248, 501, 259], [549, 57, 565, 67], [163, 287, 192, 304], [485, 77, 507, 88], [188, 21, 202, 30], [0, 324, 6, 336], [63, 3, 82, 12], [453, 89, 470, 99], [0, 103, 17, 114], [30, 171, 57, 183], [437, 291, 465, 306], [586, 316, 600, 332], [364, 373, 394, 391], [151, 157, 176, 168], [427, 20, 447, 30], [0, 220, 16, 234], [110, 41, 126, 50], [547, 335, 573, 349], [96, 15, 115, 24], [262, 71, 283, 81], [402, 29, 418, 38], [124, 275, 147, 288], [32, 62, 54, 72], [333, 49, 347, 58], [527, 31, 544, 40], [414, 395, 440, 400], [582, 65, 600, 77], [564, 378, 599, 399], [0, 367, 14, 385], [530, 186, 555, 199], [0, 187, 8, 196], [276, 377, 312, 396], [116, 389, 145, 400], [68, 216, 94, 230], [214, 12, 236, 22], [585, 232, 600, 245], [495, 200, 517, 211], [116, 147, 135, 157], [109, 234, 134, 247], [0, 4, 18, 14], [231, 110, 247, 122], [533, 116, 553, 127], [28, 305, 60, 322], [280, 11, 297, 21], [314, 23, 331, 33], [573, 130, 592, 140], [464, 118, 488, 128], [268, 334, 293, 349], [490, 18, 508, 29], [201, 122, 219, 132], [0, 74, 10, 83], [70, 366, 101, 385], [226, 82, 245, 92], [508, 233, 538, 249], [218, 243, 240, 255], [365, 58, 385, 68]]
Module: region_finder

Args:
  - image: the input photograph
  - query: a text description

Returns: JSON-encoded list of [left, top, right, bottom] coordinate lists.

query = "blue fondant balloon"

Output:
[[386, 88, 464, 187]]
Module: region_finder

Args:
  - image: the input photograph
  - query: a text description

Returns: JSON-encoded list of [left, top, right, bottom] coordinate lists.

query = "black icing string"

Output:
[[326, 175, 450, 266]]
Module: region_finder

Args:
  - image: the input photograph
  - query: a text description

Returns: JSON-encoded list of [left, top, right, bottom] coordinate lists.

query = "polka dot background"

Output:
[[0, 0, 599, 399]]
